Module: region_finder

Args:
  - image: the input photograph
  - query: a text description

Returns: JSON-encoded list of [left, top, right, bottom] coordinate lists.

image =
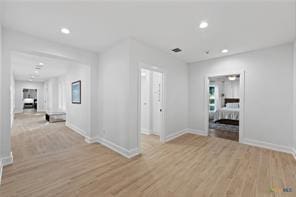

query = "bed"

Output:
[[23, 98, 34, 109], [213, 98, 240, 125]]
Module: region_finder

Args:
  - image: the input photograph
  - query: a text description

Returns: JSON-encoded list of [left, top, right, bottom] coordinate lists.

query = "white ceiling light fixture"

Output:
[[61, 28, 70, 34], [221, 49, 229, 53], [39, 62, 44, 66], [228, 76, 236, 81], [199, 21, 208, 29], [34, 70, 39, 74]]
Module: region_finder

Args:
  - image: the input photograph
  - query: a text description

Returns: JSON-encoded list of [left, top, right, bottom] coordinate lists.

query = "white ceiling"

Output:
[[12, 52, 71, 82], [1, 1, 296, 63]]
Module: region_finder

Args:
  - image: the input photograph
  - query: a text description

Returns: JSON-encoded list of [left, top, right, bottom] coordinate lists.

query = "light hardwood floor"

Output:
[[0, 113, 296, 197]]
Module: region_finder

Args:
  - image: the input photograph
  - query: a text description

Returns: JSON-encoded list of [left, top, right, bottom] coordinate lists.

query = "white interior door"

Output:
[[152, 71, 163, 135], [141, 69, 151, 133]]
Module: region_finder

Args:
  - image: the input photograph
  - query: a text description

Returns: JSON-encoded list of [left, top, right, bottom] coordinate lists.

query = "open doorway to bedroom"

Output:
[[139, 67, 164, 153], [207, 74, 240, 141], [22, 88, 38, 113]]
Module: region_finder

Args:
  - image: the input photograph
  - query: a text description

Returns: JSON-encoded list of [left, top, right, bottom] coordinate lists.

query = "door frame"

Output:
[[137, 62, 166, 154], [204, 70, 245, 143]]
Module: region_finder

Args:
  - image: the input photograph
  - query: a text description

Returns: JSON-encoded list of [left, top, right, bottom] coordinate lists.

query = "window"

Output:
[[209, 85, 216, 112]]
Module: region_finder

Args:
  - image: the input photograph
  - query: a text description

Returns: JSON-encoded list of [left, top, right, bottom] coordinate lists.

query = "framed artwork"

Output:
[[72, 80, 81, 104]]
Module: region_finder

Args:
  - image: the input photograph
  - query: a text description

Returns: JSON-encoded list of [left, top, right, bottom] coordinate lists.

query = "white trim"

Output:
[[0, 161, 2, 185], [292, 148, 296, 160], [97, 138, 140, 159], [84, 136, 98, 144], [66, 122, 93, 143], [0, 153, 13, 185], [66, 122, 87, 138], [0, 152, 14, 166], [164, 129, 188, 142], [204, 70, 245, 143], [242, 138, 293, 154], [186, 128, 208, 136], [141, 129, 151, 135]]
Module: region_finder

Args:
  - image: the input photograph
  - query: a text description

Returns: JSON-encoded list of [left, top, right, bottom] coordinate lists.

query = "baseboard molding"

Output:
[[0, 161, 2, 185], [0, 152, 14, 166], [291, 148, 296, 160], [164, 129, 188, 142], [97, 137, 140, 159], [66, 122, 89, 141], [186, 128, 208, 136], [0, 152, 13, 185], [84, 136, 98, 144], [242, 138, 293, 155], [141, 129, 151, 135]]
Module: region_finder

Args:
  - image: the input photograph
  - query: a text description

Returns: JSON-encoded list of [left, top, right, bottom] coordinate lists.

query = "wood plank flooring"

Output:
[[0, 112, 296, 197]]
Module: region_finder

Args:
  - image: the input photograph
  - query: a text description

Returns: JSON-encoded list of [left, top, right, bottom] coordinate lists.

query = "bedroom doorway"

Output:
[[205, 71, 245, 142], [23, 88, 38, 113], [139, 66, 165, 153]]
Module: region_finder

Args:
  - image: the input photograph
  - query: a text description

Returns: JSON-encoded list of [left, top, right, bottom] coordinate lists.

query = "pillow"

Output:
[[226, 103, 239, 109]]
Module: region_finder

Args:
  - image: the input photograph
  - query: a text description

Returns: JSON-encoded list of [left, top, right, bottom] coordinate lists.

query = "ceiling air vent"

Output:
[[172, 48, 182, 53]]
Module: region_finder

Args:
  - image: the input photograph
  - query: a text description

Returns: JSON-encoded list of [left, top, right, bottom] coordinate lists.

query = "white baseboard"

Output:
[[0, 152, 13, 185], [141, 129, 151, 135], [0, 161, 2, 185], [84, 136, 98, 144], [97, 137, 140, 159], [164, 128, 207, 143], [0, 152, 13, 166], [164, 129, 188, 142], [186, 128, 208, 136], [66, 122, 97, 144], [66, 122, 90, 141], [241, 138, 293, 155], [291, 148, 296, 160]]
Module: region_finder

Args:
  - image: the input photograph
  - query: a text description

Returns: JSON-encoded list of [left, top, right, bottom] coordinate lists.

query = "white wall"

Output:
[[0, 24, 4, 160], [64, 65, 91, 137], [44, 78, 59, 113], [97, 39, 188, 154], [10, 73, 15, 127], [189, 44, 294, 149], [293, 41, 296, 152], [130, 39, 188, 149], [98, 40, 131, 150], [15, 80, 45, 113]]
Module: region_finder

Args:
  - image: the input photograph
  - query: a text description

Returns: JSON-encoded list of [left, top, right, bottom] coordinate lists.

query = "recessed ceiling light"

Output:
[[39, 62, 44, 66], [34, 70, 39, 74], [61, 28, 70, 34], [199, 21, 208, 29], [228, 76, 236, 81], [221, 49, 229, 53], [29, 79, 33, 82], [31, 76, 35, 79]]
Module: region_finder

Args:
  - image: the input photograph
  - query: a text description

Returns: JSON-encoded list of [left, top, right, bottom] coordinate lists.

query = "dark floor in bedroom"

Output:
[[209, 128, 239, 141], [209, 120, 239, 141]]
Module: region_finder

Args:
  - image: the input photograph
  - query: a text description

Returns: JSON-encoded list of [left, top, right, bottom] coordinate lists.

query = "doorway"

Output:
[[204, 71, 245, 142], [23, 88, 37, 113], [139, 67, 165, 153]]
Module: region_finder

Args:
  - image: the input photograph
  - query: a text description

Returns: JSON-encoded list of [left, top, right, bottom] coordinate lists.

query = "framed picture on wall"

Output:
[[72, 80, 81, 104]]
